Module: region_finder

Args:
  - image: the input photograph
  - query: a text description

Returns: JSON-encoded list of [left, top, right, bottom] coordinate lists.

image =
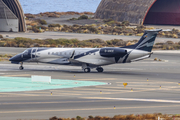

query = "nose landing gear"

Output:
[[19, 62, 24, 70], [19, 66, 24, 70]]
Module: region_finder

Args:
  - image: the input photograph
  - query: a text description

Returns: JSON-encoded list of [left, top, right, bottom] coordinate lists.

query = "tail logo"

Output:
[[136, 35, 155, 49], [122, 29, 162, 52], [146, 41, 154, 47]]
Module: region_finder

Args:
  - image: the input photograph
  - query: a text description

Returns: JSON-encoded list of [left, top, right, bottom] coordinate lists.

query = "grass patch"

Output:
[[69, 15, 89, 21], [0, 54, 13, 61], [48, 24, 61, 27], [0, 34, 3, 38], [0, 37, 138, 48], [49, 114, 180, 120], [37, 19, 47, 25], [1, 37, 180, 50]]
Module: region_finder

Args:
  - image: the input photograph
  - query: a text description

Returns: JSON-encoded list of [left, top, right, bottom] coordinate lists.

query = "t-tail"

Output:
[[123, 29, 162, 52]]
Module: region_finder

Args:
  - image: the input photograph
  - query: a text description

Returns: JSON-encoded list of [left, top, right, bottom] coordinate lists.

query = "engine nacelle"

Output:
[[100, 48, 127, 57]]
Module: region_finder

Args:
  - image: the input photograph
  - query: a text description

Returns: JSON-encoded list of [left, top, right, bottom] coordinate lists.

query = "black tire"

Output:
[[96, 67, 104, 73], [19, 66, 24, 70], [84, 68, 91, 73]]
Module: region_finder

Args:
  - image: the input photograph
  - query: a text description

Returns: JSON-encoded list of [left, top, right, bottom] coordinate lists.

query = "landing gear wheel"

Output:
[[19, 66, 24, 70], [96, 67, 104, 73], [84, 68, 91, 73]]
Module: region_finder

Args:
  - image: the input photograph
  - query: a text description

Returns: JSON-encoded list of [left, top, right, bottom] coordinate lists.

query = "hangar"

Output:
[[0, 0, 26, 32], [95, 0, 180, 25]]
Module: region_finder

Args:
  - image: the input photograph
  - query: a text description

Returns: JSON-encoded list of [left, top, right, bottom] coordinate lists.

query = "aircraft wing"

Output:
[[68, 50, 100, 66], [68, 50, 114, 67]]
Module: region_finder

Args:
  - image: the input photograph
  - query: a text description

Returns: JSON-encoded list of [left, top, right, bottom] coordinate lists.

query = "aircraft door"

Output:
[[31, 48, 38, 61]]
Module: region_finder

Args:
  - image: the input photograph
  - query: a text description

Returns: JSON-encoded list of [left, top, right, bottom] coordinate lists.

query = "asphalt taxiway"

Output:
[[0, 51, 180, 120]]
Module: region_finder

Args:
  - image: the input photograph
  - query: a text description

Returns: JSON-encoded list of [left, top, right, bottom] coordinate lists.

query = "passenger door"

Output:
[[31, 48, 38, 61]]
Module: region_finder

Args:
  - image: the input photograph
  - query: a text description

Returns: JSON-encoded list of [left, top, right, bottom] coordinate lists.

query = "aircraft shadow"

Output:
[[16, 68, 150, 76]]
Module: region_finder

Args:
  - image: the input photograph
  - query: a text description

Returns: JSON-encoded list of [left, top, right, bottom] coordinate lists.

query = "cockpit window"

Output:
[[23, 50, 28, 53], [23, 50, 28, 54]]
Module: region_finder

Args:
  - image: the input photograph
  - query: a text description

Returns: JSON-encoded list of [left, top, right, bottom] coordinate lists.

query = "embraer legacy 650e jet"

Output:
[[9, 29, 162, 73]]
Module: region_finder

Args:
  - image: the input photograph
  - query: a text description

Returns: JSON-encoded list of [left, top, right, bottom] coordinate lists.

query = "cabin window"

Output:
[[94, 53, 96, 55], [48, 52, 50, 55], [33, 49, 36, 53], [52, 52, 54, 55]]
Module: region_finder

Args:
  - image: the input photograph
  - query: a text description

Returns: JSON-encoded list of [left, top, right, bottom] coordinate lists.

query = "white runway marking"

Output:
[[82, 97, 180, 104], [110, 68, 143, 70], [154, 50, 180, 54]]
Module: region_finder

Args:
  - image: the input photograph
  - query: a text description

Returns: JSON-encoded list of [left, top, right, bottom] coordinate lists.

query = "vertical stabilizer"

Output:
[[123, 29, 162, 52]]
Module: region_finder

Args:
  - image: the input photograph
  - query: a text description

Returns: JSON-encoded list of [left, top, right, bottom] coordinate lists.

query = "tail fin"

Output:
[[123, 29, 162, 52]]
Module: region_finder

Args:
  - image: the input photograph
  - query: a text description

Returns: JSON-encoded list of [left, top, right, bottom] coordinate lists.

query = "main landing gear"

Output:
[[82, 64, 104, 73], [19, 62, 24, 70], [96, 67, 104, 73], [84, 68, 91, 73], [82, 64, 91, 73]]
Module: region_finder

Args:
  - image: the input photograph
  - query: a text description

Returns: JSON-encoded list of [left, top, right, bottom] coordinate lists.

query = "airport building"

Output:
[[95, 0, 180, 25], [0, 0, 26, 32]]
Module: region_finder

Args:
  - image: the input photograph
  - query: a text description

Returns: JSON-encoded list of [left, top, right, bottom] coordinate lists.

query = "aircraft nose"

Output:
[[9, 54, 23, 62], [9, 57, 14, 61]]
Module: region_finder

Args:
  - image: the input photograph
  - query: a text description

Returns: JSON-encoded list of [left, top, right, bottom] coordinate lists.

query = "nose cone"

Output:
[[9, 54, 23, 62]]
